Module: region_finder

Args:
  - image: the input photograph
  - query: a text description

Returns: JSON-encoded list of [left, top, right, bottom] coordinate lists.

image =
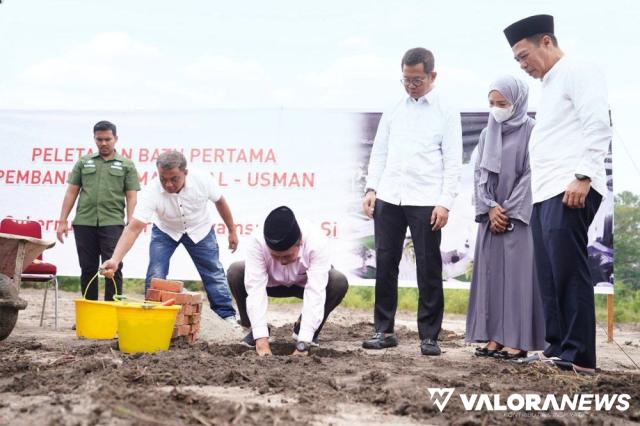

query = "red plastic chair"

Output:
[[0, 218, 58, 328]]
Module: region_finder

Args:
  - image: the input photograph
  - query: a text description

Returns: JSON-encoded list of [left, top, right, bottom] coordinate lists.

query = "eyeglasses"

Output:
[[400, 76, 429, 87]]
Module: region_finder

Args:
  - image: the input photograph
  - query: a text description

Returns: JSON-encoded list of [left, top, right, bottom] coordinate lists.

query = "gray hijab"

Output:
[[478, 75, 530, 174]]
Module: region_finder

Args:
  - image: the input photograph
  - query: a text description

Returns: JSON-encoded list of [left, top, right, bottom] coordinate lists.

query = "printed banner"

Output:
[[0, 110, 613, 291]]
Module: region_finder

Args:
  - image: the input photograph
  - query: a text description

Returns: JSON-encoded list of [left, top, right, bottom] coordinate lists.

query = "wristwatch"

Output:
[[575, 174, 591, 181], [295, 341, 311, 352]]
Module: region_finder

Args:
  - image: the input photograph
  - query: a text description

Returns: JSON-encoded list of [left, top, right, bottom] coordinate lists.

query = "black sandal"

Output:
[[494, 349, 527, 360], [475, 344, 503, 357]]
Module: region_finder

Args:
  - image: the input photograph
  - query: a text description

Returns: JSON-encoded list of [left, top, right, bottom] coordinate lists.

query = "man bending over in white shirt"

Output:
[[227, 206, 349, 357], [101, 150, 239, 325]]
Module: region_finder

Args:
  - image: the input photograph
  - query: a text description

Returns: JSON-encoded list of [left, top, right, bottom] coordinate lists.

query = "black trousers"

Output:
[[530, 189, 602, 369], [373, 199, 443, 340], [227, 261, 349, 340], [73, 225, 124, 301]]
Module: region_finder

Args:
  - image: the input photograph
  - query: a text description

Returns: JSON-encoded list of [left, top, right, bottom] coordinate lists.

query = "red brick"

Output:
[[186, 315, 200, 325], [150, 278, 184, 293], [181, 304, 194, 316], [190, 323, 200, 334], [160, 290, 191, 305], [171, 329, 197, 344], [186, 291, 203, 303], [145, 288, 162, 302], [173, 324, 190, 337], [159, 290, 177, 302], [174, 313, 185, 326], [176, 293, 193, 304]]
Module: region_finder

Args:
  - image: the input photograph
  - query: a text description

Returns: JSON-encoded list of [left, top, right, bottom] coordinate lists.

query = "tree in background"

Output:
[[614, 191, 640, 289]]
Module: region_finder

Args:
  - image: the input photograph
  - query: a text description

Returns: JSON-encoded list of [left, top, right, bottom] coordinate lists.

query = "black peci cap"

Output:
[[263, 206, 301, 251], [504, 14, 554, 47]]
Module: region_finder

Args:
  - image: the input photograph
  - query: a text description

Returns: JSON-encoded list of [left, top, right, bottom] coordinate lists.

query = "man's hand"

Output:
[[56, 221, 69, 243], [255, 337, 272, 356], [228, 229, 239, 253], [489, 205, 508, 233], [362, 190, 376, 219], [291, 349, 309, 357], [563, 179, 591, 209], [100, 259, 119, 280], [430, 206, 449, 231]]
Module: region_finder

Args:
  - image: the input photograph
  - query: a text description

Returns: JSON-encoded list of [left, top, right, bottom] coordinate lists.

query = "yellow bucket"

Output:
[[74, 299, 119, 339], [74, 273, 120, 339], [116, 302, 180, 353]]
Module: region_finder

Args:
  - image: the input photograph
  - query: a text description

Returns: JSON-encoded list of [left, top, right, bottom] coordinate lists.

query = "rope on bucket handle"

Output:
[[84, 269, 177, 309], [82, 270, 119, 300], [112, 292, 177, 309]]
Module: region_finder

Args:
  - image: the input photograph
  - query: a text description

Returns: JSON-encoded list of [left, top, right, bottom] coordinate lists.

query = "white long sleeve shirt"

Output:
[[366, 88, 463, 209], [244, 226, 330, 343], [529, 56, 611, 203], [132, 169, 222, 243]]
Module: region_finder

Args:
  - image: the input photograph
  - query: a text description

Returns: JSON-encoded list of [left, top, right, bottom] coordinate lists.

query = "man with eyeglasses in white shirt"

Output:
[[504, 15, 611, 375], [362, 47, 462, 356]]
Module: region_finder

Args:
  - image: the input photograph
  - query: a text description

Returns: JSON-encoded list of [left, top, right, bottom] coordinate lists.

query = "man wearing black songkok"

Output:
[[504, 15, 611, 374], [227, 206, 349, 356]]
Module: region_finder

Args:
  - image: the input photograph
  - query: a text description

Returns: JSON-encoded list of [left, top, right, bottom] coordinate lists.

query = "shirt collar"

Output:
[[406, 87, 437, 105], [542, 56, 566, 85], [90, 151, 124, 162]]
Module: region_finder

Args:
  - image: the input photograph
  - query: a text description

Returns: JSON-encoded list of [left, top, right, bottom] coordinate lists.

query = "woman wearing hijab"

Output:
[[466, 75, 545, 360]]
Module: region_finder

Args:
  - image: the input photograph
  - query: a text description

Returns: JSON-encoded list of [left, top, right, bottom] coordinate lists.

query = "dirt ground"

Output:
[[1, 288, 640, 426]]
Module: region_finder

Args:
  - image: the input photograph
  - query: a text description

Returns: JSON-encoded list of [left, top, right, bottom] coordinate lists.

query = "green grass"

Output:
[[25, 276, 640, 323], [595, 281, 640, 323], [334, 286, 470, 314], [42, 276, 202, 296]]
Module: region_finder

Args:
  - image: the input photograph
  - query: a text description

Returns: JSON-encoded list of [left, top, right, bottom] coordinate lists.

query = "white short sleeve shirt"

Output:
[[133, 169, 222, 243]]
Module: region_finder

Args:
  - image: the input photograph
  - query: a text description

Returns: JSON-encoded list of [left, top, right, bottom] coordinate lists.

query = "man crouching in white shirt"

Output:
[[227, 206, 349, 357]]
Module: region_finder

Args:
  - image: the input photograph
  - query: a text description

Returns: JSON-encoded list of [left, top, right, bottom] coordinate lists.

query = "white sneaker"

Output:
[[291, 332, 319, 347], [223, 316, 241, 328]]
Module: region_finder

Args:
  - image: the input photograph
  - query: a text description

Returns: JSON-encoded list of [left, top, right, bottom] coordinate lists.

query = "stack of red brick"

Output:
[[145, 278, 203, 344]]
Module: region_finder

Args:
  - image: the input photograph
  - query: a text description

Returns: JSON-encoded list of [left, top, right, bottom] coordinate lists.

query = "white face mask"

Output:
[[490, 105, 514, 123]]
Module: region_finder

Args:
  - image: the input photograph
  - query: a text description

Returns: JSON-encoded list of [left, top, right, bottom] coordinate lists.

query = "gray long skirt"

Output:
[[465, 220, 545, 351]]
